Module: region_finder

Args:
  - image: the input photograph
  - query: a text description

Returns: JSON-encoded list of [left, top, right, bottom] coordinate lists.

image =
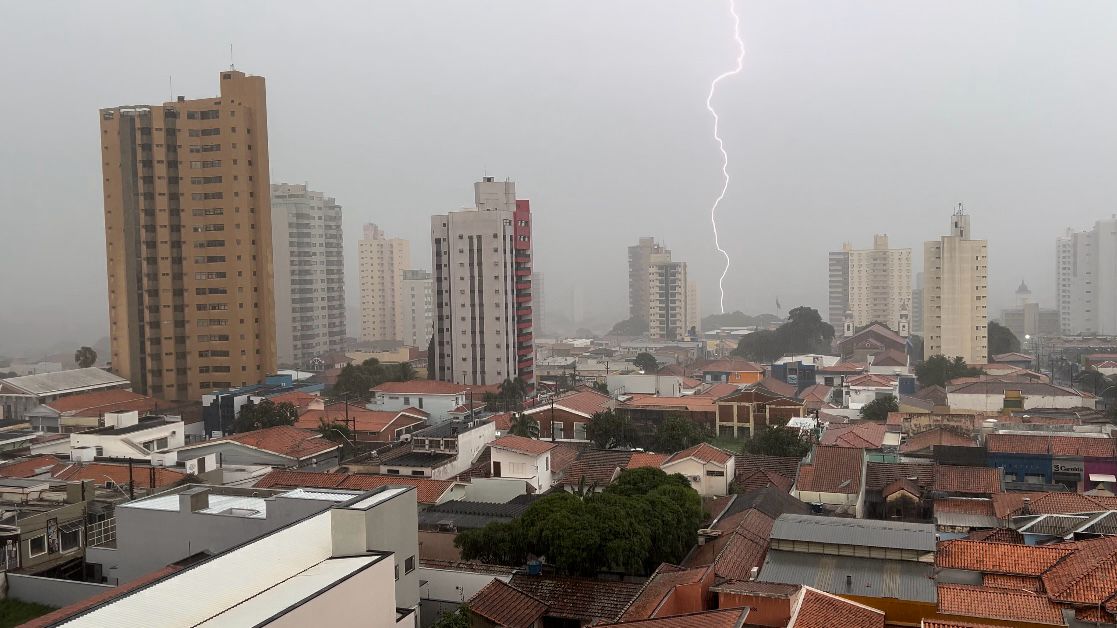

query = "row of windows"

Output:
[[188, 128, 221, 137], [190, 176, 223, 184], [192, 208, 224, 216], [186, 109, 220, 120]]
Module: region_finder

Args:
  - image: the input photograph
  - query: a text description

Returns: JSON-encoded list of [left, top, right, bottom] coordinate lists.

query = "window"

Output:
[[28, 535, 46, 557], [706, 470, 725, 477], [405, 555, 416, 574], [60, 526, 81, 552]]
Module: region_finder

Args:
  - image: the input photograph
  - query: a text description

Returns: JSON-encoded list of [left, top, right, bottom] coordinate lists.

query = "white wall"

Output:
[[71, 421, 185, 459], [370, 393, 465, 423], [948, 392, 1096, 412], [491, 448, 552, 491], [661, 457, 734, 496]]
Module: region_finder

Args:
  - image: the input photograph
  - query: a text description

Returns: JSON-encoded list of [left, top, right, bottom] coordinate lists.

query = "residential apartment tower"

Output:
[[358, 223, 410, 343], [829, 235, 912, 336], [923, 207, 988, 364], [1057, 217, 1117, 335]]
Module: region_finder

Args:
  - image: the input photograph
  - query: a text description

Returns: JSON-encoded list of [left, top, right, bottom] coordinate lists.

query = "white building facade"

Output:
[[1057, 217, 1117, 335], [270, 183, 346, 367], [829, 235, 912, 335], [359, 223, 410, 343], [430, 178, 534, 388], [401, 269, 433, 348], [923, 208, 988, 364]]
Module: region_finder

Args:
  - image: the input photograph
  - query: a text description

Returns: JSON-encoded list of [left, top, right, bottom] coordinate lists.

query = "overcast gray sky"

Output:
[[3, 1, 1117, 355]]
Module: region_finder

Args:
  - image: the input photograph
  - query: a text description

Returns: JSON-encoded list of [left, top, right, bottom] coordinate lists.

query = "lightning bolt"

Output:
[[706, 0, 744, 314]]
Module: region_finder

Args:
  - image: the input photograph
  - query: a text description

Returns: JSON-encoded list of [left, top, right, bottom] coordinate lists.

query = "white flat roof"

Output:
[[2, 368, 127, 397], [124, 494, 268, 519], [348, 487, 407, 510]]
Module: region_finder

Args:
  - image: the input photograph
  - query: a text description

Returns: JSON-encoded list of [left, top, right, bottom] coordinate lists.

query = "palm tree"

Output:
[[508, 413, 539, 438]]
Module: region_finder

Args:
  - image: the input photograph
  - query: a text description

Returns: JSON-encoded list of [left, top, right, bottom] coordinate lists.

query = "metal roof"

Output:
[[759, 549, 936, 602], [277, 488, 362, 502], [771, 514, 936, 552], [1, 368, 127, 397], [123, 493, 269, 519], [933, 512, 1000, 529]]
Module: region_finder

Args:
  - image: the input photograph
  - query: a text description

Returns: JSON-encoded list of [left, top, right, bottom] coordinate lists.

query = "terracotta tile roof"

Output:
[[508, 573, 643, 623], [870, 349, 908, 368], [52, 462, 185, 488], [982, 573, 1042, 592], [965, 528, 1024, 544], [490, 435, 557, 456], [820, 422, 886, 449], [734, 468, 793, 493], [44, 389, 157, 416], [529, 389, 611, 418], [755, 377, 798, 399], [619, 564, 709, 621], [735, 453, 801, 479], [559, 450, 632, 487], [846, 373, 897, 388], [865, 461, 934, 491], [817, 361, 869, 374], [991, 492, 1111, 519], [881, 477, 922, 498], [664, 442, 733, 465], [936, 583, 1066, 625], [372, 380, 469, 395], [297, 406, 426, 433], [467, 579, 547, 628], [711, 512, 774, 580], [936, 539, 1075, 576], [798, 383, 833, 404], [0, 455, 63, 478], [992, 352, 1035, 362], [1041, 536, 1117, 608], [899, 428, 977, 454], [934, 498, 995, 517], [549, 442, 584, 475], [986, 433, 1116, 458], [695, 382, 743, 399], [620, 395, 718, 412], [701, 358, 763, 373], [795, 445, 863, 494], [263, 390, 319, 410], [594, 609, 749, 628], [628, 452, 670, 469], [923, 621, 1022, 628], [934, 465, 1004, 495], [791, 586, 885, 628], [949, 380, 1091, 399], [253, 469, 455, 504], [219, 425, 339, 460], [488, 411, 514, 432], [709, 580, 799, 596]]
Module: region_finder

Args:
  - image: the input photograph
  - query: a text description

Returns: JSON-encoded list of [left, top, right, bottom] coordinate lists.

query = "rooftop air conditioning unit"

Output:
[[688, 475, 701, 483]]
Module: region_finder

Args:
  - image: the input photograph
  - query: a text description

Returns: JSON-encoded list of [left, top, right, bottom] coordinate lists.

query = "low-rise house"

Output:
[[504, 572, 644, 627], [170, 425, 341, 471], [618, 564, 715, 621], [700, 358, 763, 385], [199, 374, 324, 437], [557, 449, 669, 492], [792, 445, 865, 516], [714, 387, 804, 439], [986, 432, 1117, 491], [70, 411, 184, 459], [378, 417, 496, 480], [369, 380, 473, 423], [522, 388, 611, 441], [417, 560, 516, 625], [837, 323, 907, 363], [660, 443, 735, 496], [616, 394, 718, 434], [296, 399, 427, 444], [842, 374, 898, 410], [898, 427, 978, 457], [22, 390, 157, 434], [816, 361, 868, 387], [0, 478, 94, 578], [0, 368, 130, 422], [819, 422, 888, 449], [948, 381, 1096, 412], [489, 435, 557, 491], [46, 486, 422, 627], [253, 469, 463, 507], [991, 352, 1035, 369]]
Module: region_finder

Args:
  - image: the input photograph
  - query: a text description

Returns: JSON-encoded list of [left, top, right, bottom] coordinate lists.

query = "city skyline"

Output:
[[5, 2, 1117, 355]]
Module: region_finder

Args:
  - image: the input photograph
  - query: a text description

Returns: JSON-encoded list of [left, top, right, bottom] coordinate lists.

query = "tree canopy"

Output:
[[455, 468, 703, 576], [733, 307, 834, 363], [233, 400, 299, 433], [633, 352, 659, 373], [743, 426, 811, 459], [860, 394, 899, 421], [586, 410, 636, 449], [915, 355, 982, 389], [653, 416, 708, 452], [701, 310, 780, 330], [988, 321, 1021, 356], [608, 317, 649, 337], [331, 358, 416, 402], [74, 346, 97, 368], [508, 413, 540, 438], [485, 378, 529, 412]]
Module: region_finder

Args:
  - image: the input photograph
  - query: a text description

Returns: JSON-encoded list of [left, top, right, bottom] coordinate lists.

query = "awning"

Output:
[[1089, 474, 1117, 483]]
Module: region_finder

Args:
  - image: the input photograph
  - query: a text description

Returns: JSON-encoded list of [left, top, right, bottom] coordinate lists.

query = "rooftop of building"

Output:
[[0, 368, 128, 397], [83, 414, 179, 436], [253, 469, 457, 505], [771, 513, 936, 552], [794, 445, 863, 495]]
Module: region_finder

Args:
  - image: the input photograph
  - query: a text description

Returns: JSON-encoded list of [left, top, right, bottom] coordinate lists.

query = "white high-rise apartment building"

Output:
[[647, 249, 689, 341], [430, 177, 534, 388], [1057, 217, 1117, 335], [401, 269, 433, 348], [829, 235, 912, 336], [629, 237, 669, 324], [359, 223, 410, 343], [923, 207, 988, 364], [271, 184, 346, 367]]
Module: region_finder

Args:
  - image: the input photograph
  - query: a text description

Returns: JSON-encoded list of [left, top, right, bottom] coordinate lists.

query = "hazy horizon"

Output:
[[3, 1, 1117, 357]]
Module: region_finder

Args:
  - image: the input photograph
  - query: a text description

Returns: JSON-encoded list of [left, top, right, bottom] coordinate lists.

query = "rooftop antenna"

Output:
[[954, 202, 965, 215], [168, 75, 173, 102], [229, 44, 235, 70]]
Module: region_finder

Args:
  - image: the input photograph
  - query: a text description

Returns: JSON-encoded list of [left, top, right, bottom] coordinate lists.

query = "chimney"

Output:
[[179, 487, 210, 513]]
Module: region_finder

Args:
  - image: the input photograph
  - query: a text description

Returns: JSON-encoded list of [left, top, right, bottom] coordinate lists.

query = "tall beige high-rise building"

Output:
[[271, 183, 345, 367], [100, 69, 276, 402], [400, 269, 433, 348], [686, 279, 700, 335], [830, 235, 912, 336], [431, 177, 534, 388], [358, 223, 410, 343], [647, 249, 689, 342], [923, 207, 988, 364], [628, 237, 669, 324]]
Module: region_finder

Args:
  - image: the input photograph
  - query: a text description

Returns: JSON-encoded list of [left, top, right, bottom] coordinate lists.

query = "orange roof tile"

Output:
[[664, 442, 733, 465], [0, 455, 63, 478], [254, 469, 455, 505], [593, 609, 749, 628], [936, 583, 1066, 625], [899, 428, 977, 454], [733, 468, 793, 493], [1041, 536, 1117, 607], [936, 539, 1075, 577], [628, 452, 670, 469], [934, 498, 995, 517], [986, 433, 1116, 457], [53, 462, 185, 488], [982, 573, 1042, 592], [934, 466, 1003, 495], [620, 394, 718, 412], [991, 492, 1111, 519], [711, 512, 774, 580], [526, 389, 611, 418], [44, 389, 158, 416], [923, 621, 1021, 628], [220, 426, 339, 460], [791, 587, 885, 628], [559, 450, 632, 487], [620, 564, 709, 621], [490, 435, 557, 456], [795, 445, 862, 494], [820, 422, 886, 449], [297, 405, 426, 433], [701, 358, 763, 373], [468, 579, 547, 628], [263, 390, 319, 410]]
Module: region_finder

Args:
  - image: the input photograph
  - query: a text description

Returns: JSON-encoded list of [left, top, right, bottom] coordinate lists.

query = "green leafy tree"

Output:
[[508, 413, 540, 438], [733, 307, 834, 363], [592, 381, 609, 395], [988, 321, 1021, 356], [860, 394, 899, 421], [74, 346, 97, 368], [431, 606, 470, 628], [233, 400, 298, 433], [332, 358, 418, 402], [586, 410, 636, 449], [609, 317, 649, 337], [633, 352, 659, 373], [317, 419, 356, 457], [915, 355, 982, 388], [653, 416, 708, 452], [744, 426, 810, 459], [701, 311, 779, 330]]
